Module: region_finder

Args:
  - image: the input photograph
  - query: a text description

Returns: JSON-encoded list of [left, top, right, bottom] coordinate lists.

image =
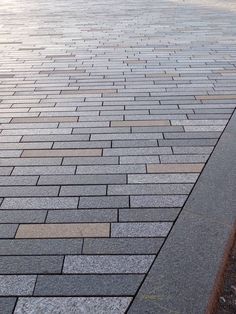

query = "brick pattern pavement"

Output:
[[0, 0, 236, 312]]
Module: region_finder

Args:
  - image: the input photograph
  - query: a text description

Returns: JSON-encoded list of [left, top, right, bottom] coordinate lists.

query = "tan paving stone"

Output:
[[147, 163, 204, 173], [15, 223, 110, 238]]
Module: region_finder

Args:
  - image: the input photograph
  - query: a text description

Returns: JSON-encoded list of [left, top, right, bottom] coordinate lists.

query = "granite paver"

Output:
[[0, 0, 235, 312]]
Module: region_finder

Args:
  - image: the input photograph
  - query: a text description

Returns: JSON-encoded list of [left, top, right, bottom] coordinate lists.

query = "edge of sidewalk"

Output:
[[127, 109, 236, 314]]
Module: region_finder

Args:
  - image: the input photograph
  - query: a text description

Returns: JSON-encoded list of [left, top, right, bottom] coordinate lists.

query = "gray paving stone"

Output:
[[188, 114, 231, 120], [38, 174, 126, 185], [130, 195, 187, 208], [12, 166, 76, 176], [1, 197, 79, 210], [76, 164, 145, 174], [103, 147, 172, 156], [119, 208, 181, 222], [112, 139, 158, 148], [14, 297, 132, 314], [172, 119, 227, 126], [83, 238, 164, 254], [173, 146, 213, 154], [184, 125, 225, 132], [22, 134, 90, 142], [53, 140, 111, 149], [132, 126, 184, 133], [0, 239, 83, 256], [91, 133, 163, 140], [47, 209, 117, 223], [34, 274, 144, 296], [0, 186, 59, 197], [120, 155, 160, 164], [0, 167, 13, 176], [60, 185, 106, 196], [108, 183, 192, 195], [63, 255, 154, 274], [79, 196, 129, 209], [0, 158, 62, 166], [0, 210, 46, 223], [63, 156, 118, 165], [0, 275, 36, 296], [0, 297, 16, 314], [0, 176, 38, 186], [128, 173, 198, 184], [164, 132, 221, 139], [0, 256, 63, 274], [0, 225, 18, 239], [158, 139, 217, 147], [160, 154, 209, 163], [111, 222, 172, 237], [72, 127, 131, 134]]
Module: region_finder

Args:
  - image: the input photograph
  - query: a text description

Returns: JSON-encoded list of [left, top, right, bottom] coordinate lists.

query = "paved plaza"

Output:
[[0, 0, 236, 313]]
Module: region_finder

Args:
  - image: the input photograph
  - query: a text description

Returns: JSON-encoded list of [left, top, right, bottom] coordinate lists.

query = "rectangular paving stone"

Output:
[[63, 156, 118, 165], [0, 176, 38, 186], [158, 139, 217, 147], [47, 209, 117, 223], [147, 163, 204, 173], [130, 195, 187, 208], [12, 166, 75, 176], [1, 197, 78, 210], [172, 119, 227, 126], [184, 125, 225, 132], [83, 238, 164, 254], [15, 223, 110, 238], [111, 120, 170, 127], [111, 222, 172, 237], [0, 256, 63, 274], [103, 147, 172, 156], [160, 155, 209, 163], [120, 155, 160, 164], [14, 297, 132, 314], [0, 239, 83, 256], [53, 140, 111, 149], [38, 174, 126, 185], [128, 173, 198, 184], [60, 185, 106, 196], [0, 186, 59, 197], [132, 126, 184, 133], [22, 149, 102, 157], [119, 208, 181, 222], [76, 164, 145, 174], [173, 146, 213, 154], [22, 134, 90, 142], [72, 127, 131, 134], [112, 139, 158, 148], [164, 132, 221, 139], [108, 184, 192, 195], [0, 158, 62, 166], [0, 275, 36, 296], [0, 210, 46, 223], [79, 196, 129, 209], [0, 224, 18, 239], [34, 274, 143, 296], [91, 133, 163, 140], [63, 255, 155, 274]]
